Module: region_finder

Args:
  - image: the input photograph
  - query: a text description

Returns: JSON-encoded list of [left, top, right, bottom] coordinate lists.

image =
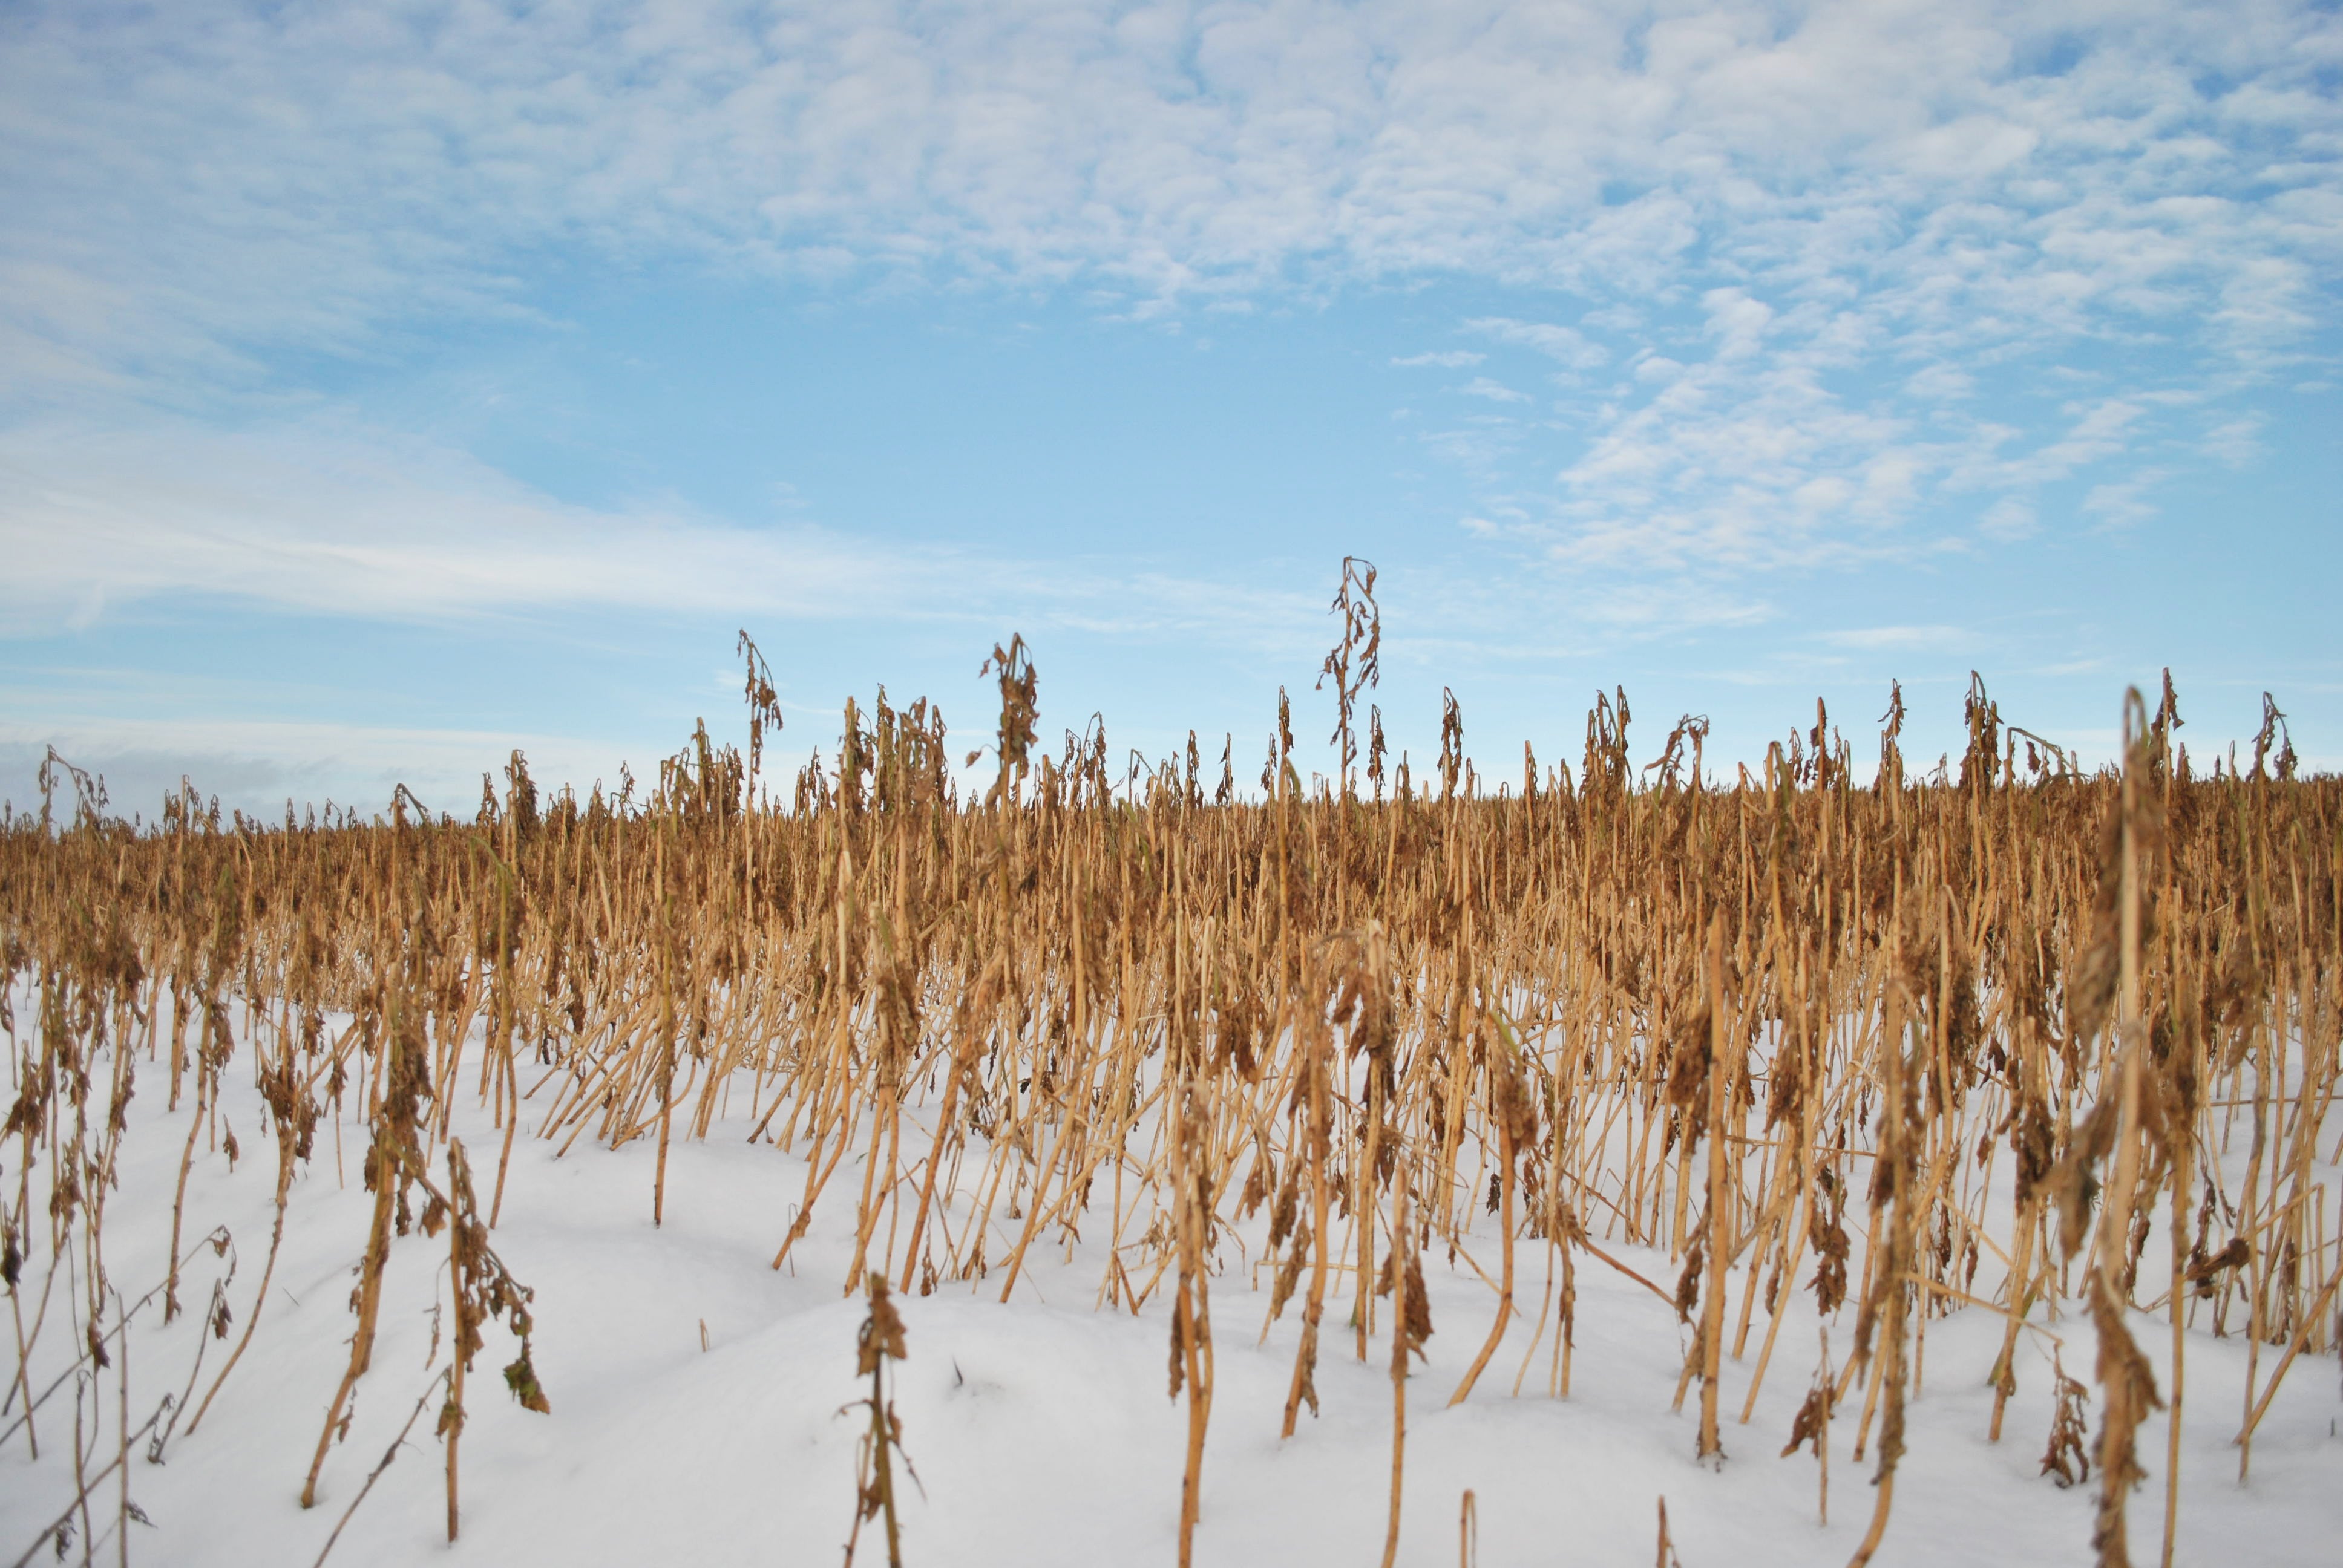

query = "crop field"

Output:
[[1, 626, 2338, 1567]]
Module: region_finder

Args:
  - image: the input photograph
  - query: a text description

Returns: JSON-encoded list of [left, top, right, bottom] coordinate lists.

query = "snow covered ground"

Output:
[[5, 1022, 2339, 1567]]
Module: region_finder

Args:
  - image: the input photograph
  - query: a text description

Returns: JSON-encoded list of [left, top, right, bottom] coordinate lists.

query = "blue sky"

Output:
[[4, 1, 2338, 817]]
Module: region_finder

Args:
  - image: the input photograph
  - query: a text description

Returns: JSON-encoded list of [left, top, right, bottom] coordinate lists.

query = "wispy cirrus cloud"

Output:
[[1457, 377, 1532, 403], [2081, 469, 2172, 531], [1464, 318, 1611, 371], [0, 418, 1323, 648], [1818, 625, 1972, 653]]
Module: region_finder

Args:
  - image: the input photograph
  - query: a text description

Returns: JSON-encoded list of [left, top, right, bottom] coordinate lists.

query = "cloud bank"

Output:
[[4, 2, 2332, 383], [0, 0, 2335, 638]]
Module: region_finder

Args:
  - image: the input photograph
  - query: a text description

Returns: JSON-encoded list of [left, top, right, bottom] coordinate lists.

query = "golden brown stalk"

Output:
[[1282, 975, 1333, 1439], [445, 1142, 467, 1543], [843, 1273, 911, 1568], [1846, 947, 1915, 1568], [301, 1007, 416, 1511], [653, 905, 677, 1228], [182, 1044, 302, 1436], [1169, 1085, 1214, 1568], [1382, 1160, 1430, 1568], [2088, 693, 2164, 1568], [901, 958, 998, 1293], [1697, 916, 1731, 1463], [1449, 1014, 1524, 1407]]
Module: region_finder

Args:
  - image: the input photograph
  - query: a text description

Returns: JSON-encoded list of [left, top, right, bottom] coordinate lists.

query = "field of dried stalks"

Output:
[[2, 616, 2338, 1567]]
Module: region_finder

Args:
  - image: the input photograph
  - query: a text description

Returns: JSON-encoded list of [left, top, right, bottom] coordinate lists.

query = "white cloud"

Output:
[[1699, 290, 1774, 361], [1980, 496, 2038, 540], [1392, 350, 1484, 367], [2082, 469, 2170, 530], [0, 420, 893, 627], [2203, 414, 2267, 468], [1465, 318, 1610, 370], [1904, 364, 1976, 403], [0, 417, 1320, 644], [1819, 626, 1970, 652], [1457, 377, 1530, 403]]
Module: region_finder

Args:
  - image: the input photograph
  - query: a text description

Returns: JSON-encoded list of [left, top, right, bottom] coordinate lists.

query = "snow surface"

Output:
[[4, 1010, 2339, 1568]]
